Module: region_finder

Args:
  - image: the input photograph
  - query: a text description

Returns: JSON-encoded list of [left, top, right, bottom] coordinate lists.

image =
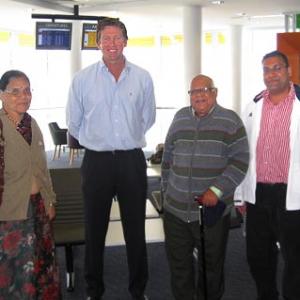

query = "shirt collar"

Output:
[[263, 82, 295, 106], [99, 57, 130, 73]]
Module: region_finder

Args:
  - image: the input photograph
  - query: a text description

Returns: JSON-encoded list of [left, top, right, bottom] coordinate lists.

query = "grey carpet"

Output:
[[56, 227, 284, 300]]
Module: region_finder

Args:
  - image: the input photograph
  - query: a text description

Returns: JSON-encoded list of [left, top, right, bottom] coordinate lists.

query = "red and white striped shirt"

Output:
[[256, 84, 295, 183]]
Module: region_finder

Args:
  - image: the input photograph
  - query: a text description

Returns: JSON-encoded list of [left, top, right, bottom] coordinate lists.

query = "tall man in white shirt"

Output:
[[235, 50, 300, 300], [66, 18, 156, 300]]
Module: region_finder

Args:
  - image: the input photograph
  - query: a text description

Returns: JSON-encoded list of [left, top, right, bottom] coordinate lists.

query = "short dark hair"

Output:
[[262, 50, 289, 67], [96, 17, 128, 43], [0, 70, 30, 91]]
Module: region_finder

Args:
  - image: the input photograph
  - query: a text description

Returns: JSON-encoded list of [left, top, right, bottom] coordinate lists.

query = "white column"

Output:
[[231, 25, 242, 114], [183, 6, 202, 105], [292, 14, 297, 32], [70, 21, 82, 77], [284, 14, 291, 32]]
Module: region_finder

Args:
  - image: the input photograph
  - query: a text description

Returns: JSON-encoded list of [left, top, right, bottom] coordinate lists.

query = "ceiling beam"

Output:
[[31, 4, 106, 21], [11, 0, 72, 13]]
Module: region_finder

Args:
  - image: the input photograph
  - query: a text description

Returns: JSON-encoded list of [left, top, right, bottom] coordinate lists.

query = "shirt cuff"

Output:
[[209, 186, 223, 199]]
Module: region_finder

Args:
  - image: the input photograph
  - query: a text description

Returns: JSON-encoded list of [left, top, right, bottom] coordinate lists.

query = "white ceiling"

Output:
[[4, 0, 300, 31]]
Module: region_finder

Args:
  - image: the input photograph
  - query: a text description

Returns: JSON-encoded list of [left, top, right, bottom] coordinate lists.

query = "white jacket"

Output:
[[234, 86, 300, 211]]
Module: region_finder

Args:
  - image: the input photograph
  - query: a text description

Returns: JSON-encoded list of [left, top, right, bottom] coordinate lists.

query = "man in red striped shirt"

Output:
[[235, 50, 300, 300]]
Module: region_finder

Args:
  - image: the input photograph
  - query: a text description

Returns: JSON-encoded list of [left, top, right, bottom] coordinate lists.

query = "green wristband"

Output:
[[209, 186, 223, 199]]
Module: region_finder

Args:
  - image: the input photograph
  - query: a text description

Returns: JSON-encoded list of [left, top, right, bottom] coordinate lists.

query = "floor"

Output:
[[106, 199, 164, 246]]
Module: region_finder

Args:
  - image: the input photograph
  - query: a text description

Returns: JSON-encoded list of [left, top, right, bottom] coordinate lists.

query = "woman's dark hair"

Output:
[[0, 70, 30, 91], [96, 17, 128, 43], [262, 50, 289, 67]]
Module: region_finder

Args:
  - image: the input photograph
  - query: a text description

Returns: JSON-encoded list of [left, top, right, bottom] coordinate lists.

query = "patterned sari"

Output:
[[0, 113, 61, 299]]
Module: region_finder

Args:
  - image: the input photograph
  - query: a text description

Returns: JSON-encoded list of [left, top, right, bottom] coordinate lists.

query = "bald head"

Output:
[[190, 75, 215, 89]]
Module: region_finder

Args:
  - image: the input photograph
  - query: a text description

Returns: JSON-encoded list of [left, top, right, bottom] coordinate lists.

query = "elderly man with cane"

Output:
[[161, 74, 249, 300]]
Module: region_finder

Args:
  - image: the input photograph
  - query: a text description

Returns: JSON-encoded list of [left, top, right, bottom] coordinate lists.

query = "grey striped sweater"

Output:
[[161, 104, 249, 222]]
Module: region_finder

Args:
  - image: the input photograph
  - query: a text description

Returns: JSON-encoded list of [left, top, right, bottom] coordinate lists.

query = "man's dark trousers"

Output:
[[246, 183, 300, 300], [81, 148, 148, 299], [163, 210, 230, 300]]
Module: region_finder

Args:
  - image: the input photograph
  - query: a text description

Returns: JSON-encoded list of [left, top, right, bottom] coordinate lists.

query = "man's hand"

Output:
[[201, 189, 219, 207]]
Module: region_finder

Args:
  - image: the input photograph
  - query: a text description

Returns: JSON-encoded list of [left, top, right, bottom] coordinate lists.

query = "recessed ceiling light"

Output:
[[210, 0, 225, 4], [235, 12, 248, 17]]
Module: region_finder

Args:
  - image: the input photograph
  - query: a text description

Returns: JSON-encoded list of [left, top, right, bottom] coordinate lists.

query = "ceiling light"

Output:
[[210, 0, 225, 5], [235, 12, 248, 18]]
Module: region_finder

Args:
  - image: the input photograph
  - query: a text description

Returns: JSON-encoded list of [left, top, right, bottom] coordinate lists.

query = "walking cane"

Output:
[[195, 196, 208, 300]]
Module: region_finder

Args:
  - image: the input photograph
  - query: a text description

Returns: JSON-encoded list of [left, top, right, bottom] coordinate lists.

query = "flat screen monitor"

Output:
[[82, 23, 98, 50], [36, 22, 72, 50]]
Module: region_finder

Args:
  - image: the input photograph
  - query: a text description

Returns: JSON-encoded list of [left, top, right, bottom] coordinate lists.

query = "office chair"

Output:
[[48, 122, 68, 160]]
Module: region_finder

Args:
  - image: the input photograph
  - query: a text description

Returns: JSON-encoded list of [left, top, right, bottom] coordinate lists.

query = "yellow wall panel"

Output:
[[0, 31, 10, 43], [217, 32, 226, 44], [18, 33, 34, 47], [128, 36, 155, 47], [205, 32, 213, 44]]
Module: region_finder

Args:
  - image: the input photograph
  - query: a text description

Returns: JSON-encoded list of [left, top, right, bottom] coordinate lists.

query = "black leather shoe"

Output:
[[132, 295, 149, 300]]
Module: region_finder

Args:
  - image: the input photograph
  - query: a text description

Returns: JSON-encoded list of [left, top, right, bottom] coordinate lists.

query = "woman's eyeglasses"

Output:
[[4, 87, 32, 97]]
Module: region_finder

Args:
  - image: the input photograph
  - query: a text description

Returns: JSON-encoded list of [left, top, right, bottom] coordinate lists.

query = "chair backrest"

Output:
[[49, 122, 60, 131], [48, 122, 67, 146], [50, 168, 85, 246]]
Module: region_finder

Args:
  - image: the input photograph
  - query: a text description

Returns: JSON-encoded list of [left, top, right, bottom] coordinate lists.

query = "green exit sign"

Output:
[[297, 14, 300, 29]]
